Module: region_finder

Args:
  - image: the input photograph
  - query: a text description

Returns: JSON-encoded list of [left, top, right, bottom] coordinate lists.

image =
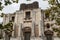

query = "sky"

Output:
[[0, 0, 49, 23]]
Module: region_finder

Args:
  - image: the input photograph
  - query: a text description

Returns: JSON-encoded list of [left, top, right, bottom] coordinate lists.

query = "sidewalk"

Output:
[[0, 39, 3, 40]]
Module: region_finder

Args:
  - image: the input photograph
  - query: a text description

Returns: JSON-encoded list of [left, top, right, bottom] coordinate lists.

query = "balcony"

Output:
[[23, 17, 32, 23], [24, 17, 32, 20]]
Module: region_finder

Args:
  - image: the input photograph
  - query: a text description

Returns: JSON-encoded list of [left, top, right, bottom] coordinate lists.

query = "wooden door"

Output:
[[24, 32, 31, 40]]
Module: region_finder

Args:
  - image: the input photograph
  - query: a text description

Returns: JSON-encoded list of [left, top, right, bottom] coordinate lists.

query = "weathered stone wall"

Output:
[[20, 1, 39, 10]]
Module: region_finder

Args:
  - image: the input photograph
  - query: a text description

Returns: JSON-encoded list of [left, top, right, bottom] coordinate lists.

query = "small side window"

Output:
[[12, 16, 15, 22]]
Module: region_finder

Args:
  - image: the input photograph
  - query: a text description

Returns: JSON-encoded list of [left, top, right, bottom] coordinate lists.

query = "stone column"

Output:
[[31, 10, 36, 37], [17, 23, 23, 40], [32, 22, 35, 37]]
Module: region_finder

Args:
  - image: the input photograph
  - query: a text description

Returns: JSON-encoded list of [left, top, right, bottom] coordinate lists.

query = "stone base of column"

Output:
[[30, 37, 43, 40]]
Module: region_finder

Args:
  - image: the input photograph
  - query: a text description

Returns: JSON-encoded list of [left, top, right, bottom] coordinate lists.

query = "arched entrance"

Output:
[[22, 27, 31, 40]]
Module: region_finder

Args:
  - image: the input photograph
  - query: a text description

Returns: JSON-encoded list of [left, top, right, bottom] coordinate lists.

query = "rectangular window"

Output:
[[25, 11, 30, 19], [12, 16, 15, 22]]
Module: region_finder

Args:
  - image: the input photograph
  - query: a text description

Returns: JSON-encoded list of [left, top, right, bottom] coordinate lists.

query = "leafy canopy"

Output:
[[0, 0, 31, 10], [0, 0, 19, 10], [44, 0, 60, 37]]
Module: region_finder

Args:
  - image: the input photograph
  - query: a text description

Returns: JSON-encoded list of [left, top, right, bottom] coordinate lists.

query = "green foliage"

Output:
[[0, 21, 13, 33], [0, 2, 2, 6], [12, 0, 18, 3], [48, 0, 60, 8], [0, 0, 32, 10], [44, 9, 51, 19], [0, 0, 19, 10], [52, 27, 58, 32], [0, 6, 3, 10], [57, 13, 60, 17], [56, 18, 60, 25], [16, 0, 18, 3], [0, 24, 3, 39], [57, 33, 60, 37], [4, 0, 12, 5], [0, 2, 3, 10], [4, 22, 13, 32], [1, 13, 4, 17], [51, 6, 57, 10], [0, 24, 3, 29], [52, 27, 60, 37], [49, 0, 55, 5], [44, 0, 60, 38]]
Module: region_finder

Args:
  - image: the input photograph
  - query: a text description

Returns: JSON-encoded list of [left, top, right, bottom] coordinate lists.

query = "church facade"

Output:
[[3, 1, 60, 40]]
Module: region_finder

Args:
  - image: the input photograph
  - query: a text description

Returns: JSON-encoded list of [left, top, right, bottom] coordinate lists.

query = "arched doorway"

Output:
[[22, 27, 31, 40]]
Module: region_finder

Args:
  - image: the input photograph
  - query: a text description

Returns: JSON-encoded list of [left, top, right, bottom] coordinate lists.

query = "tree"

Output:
[[0, 2, 3, 11], [0, 21, 13, 40], [0, 13, 4, 17], [0, 0, 31, 10], [0, 0, 19, 10], [0, 23, 3, 39], [52, 27, 60, 37], [44, 9, 51, 19], [4, 21, 13, 40], [44, 0, 60, 37]]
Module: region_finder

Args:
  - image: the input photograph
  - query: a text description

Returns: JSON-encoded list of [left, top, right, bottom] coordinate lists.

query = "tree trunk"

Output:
[[0, 29, 3, 39], [8, 36, 10, 40], [5, 32, 10, 40]]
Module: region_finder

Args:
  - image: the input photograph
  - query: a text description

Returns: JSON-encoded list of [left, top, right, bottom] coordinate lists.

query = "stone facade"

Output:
[[2, 1, 60, 40], [3, 1, 44, 40]]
